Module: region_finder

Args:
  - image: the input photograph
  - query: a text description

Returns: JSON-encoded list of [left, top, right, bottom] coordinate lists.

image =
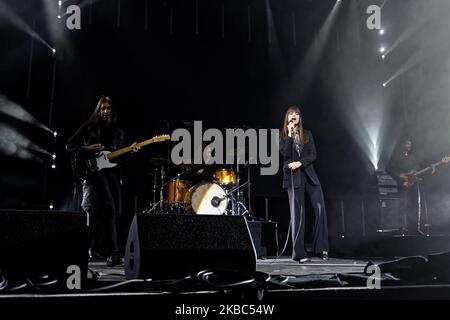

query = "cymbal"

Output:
[[148, 157, 168, 167], [221, 124, 259, 130], [226, 146, 250, 157], [172, 163, 204, 171], [159, 120, 194, 126]]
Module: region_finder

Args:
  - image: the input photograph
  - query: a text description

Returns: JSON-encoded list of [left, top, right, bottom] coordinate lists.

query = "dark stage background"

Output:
[[1, 0, 450, 246]]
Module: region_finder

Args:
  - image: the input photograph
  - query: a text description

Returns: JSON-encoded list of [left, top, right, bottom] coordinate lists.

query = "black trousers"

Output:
[[81, 170, 122, 256], [286, 171, 329, 260], [399, 185, 420, 234]]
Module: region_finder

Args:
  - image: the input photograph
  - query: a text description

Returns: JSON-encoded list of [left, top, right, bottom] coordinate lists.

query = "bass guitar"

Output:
[[399, 156, 450, 188]]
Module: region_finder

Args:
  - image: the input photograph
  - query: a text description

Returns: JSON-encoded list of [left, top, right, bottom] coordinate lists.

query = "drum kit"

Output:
[[143, 159, 252, 217]]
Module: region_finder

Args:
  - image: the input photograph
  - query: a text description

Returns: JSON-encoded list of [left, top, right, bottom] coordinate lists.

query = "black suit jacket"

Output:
[[279, 130, 321, 188]]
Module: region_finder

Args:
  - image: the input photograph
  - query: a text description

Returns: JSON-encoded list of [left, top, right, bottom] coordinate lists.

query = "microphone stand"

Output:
[[245, 160, 253, 219]]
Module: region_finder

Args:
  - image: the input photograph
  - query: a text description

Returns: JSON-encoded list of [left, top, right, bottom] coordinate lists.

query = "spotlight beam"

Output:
[[277, 0, 343, 103], [297, 0, 342, 98], [0, 95, 52, 133], [0, 2, 54, 52], [0, 125, 51, 161], [384, 4, 440, 57]]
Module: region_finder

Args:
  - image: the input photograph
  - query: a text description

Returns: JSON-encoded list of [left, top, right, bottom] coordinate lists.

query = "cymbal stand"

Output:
[[246, 162, 253, 218], [225, 181, 250, 216], [235, 160, 253, 219], [143, 164, 166, 214], [236, 162, 240, 216], [151, 168, 158, 205], [159, 164, 165, 212]]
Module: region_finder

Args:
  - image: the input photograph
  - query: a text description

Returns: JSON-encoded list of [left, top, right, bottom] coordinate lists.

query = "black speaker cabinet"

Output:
[[247, 221, 278, 258], [125, 214, 257, 280], [378, 198, 405, 232], [0, 210, 89, 286]]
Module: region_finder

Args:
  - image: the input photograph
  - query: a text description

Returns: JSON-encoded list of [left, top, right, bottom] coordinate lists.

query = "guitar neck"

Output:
[[107, 138, 156, 160], [415, 159, 445, 176]]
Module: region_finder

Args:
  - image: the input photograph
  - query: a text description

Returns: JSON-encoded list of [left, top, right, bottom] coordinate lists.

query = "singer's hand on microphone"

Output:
[[288, 161, 302, 170], [287, 122, 297, 137]]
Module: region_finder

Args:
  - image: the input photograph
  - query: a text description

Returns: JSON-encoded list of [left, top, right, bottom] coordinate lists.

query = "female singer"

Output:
[[279, 106, 329, 263]]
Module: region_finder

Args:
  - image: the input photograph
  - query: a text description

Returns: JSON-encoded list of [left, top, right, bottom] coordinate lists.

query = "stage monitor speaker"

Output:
[[378, 198, 405, 232], [247, 221, 278, 258], [0, 210, 89, 286], [125, 214, 257, 280]]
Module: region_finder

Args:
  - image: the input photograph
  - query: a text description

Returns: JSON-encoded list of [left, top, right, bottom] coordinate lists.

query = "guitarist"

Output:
[[66, 96, 140, 267], [386, 138, 421, 235]]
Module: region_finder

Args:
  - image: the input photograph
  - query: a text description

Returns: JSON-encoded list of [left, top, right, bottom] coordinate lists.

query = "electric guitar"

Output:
[[74, 134, 170, 178], [399, 156, 450, 188]]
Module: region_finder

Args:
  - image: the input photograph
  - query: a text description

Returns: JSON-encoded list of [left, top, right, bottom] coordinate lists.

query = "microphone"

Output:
[[211, 196, 225, 207]]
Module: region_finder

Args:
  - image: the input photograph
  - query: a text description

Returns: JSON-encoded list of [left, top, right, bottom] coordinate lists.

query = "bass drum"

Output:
[[184, 182, 228, 215]]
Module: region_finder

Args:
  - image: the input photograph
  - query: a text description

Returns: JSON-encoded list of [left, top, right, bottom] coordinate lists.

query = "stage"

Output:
[[2, 1, 450, 313], [88, 256, 382, 280], [2, 254, 450, 318]]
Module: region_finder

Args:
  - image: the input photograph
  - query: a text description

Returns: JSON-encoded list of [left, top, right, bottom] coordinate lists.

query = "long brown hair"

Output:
[[281, 105, 309, 144], [85, 96, 117, 125]]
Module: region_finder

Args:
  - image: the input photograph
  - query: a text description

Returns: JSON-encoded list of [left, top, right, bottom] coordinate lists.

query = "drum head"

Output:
[[189, 183, 228, 215]]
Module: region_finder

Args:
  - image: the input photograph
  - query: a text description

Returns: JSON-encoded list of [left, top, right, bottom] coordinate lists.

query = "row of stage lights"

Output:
[[47, 1, 59, 209], [51, 130, 57, 169], [57, 1, 63, 20], [49, 130, 57, 210], [379, 29, 386, 58], [378, 29, 388, 87]]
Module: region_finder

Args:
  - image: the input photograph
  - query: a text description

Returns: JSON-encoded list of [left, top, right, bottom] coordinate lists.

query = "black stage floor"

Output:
[[89, 256, 387, 281], [2, 255, 450, 316]]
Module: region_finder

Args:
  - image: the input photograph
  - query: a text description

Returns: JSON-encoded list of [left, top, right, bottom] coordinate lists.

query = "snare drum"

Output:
[[184, 182, 228, 215], [213, 168, 237, 187], [167, 180, 191, 207]]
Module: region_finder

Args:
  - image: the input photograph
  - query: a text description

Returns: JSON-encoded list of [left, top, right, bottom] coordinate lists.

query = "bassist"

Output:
[[386, 138, 421, 235]]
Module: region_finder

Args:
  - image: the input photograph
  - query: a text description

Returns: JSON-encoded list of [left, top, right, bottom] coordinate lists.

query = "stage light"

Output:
[[382, 82, 386, 87], [53, 130, 58, 137], [52, 48, 56, 54], [381, 54, 386, 60], [52, 153, 56, 160], [57, 15, 61, 19], [49, 203, 54, 210], [380, 47, 386, 53], [51, 164, 56, 169], [58, 0, 62, 6], [379, 29, 385, 35]]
